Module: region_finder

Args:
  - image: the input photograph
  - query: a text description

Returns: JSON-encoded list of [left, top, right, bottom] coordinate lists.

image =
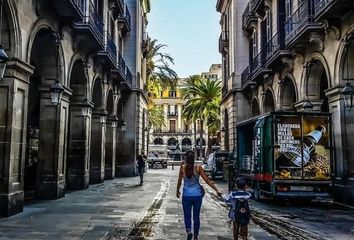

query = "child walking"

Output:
[[222, 177, 251, 240]]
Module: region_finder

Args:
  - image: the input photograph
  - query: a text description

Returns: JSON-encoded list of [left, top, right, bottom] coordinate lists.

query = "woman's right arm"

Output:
[[198, 165, 222, 197], [176, 165, 183, 198]]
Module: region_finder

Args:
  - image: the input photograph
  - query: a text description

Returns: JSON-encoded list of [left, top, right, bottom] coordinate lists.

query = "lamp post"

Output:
[[0, 0, 9, 80], [342, 82, 354, 109], [341, 33, 354, 109], [50, 80, 64, 106]]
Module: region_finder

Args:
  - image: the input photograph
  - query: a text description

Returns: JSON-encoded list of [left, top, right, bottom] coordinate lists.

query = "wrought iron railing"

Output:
[[313, 0, 333, 16], [71, 0, 86, 16], [119, 4, 131, 30], [241, 66, 250, 87], [118, 52, 126, 76], [168, 112, 178, 117], [106, 32, 117, 65], [87, 0, 104, 38], [284, 0, 314, 44], [242, 1, 255, 29], [250, 51, 264, 75], [125, 66, 132, 86], [265, 31, 284, 61]]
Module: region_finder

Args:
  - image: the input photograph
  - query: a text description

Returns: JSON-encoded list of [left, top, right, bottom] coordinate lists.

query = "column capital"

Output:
[[325, 86, 344, 103]]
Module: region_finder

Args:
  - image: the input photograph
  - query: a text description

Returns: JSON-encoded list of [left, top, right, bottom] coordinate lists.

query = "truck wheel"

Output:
[[253, 188, 261, 201]]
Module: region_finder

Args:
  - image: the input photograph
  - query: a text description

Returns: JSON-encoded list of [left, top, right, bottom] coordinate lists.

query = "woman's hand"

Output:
[[176, 190, 181, 198]]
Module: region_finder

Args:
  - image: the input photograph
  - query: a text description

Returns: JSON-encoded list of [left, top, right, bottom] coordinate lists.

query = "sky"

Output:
[[147, 0, 221, 78]]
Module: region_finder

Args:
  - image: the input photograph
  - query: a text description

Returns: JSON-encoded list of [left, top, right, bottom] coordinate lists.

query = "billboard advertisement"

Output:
[[274, 115, 331, 180]]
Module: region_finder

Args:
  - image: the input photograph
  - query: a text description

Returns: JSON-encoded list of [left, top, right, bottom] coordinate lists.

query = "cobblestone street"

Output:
[[0, 167, 275, 240], [1, 167, 353, 240]]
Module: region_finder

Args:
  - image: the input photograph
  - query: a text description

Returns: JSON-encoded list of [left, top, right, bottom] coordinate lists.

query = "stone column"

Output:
[[35, 86, 70, 200], [326, 86, 354, 204], [105, 117, 117, 180], [90, 112, 106, 184], [0, 59, 33, 217], [66, 102, 92, 190]]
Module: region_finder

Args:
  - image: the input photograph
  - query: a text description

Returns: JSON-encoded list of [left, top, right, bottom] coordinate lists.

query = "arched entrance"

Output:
[[182, 138, 192, 151], [25, 28, 67, 200], [89, 78, 106, 184], [251, 98, 260, 117], [305, 60, 329, 112], [167, 137, 177, 146], [105, 90, 115, 180], [263, 89, 275, 113], [67, 59, 91, 190], [154, 137, 164, 145], [280, 77, 297, 111]]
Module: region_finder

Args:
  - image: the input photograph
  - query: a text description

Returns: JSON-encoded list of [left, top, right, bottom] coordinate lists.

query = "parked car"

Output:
[[147, 152, 168, 169], [206, 151, 231, 180]]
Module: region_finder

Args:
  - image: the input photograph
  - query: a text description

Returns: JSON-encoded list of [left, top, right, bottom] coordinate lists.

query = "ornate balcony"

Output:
[[152, 130, 193, 136], [284, 0, 322, 47], [250, 50, 271, 81], [265, 31, 291, 67], [219, 31, 229, 54], [251, 0, 266, 18], [118, 4, 132, 33], [53, 0, 86, 20], [97, 32, 118, 68], [74, 0, 104, 49], [242, 1, 258, 32], [142, 32, 150, 57], [241, 66, 251, 89], [125, 66, 133, 88], [314, 0, 353, 20], [168, 112, 178, 117]]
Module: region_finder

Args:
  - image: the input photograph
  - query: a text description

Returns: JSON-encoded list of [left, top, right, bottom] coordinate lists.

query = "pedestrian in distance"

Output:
[[176, 150, 222, 240], [136, 155, 145, 186], [222, 177, 251, 240]]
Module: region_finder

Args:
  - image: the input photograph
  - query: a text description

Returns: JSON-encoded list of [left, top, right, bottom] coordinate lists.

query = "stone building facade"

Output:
[[150, 78, 209, 157], [217, 0, 354, 205], [0, 0, 150, 217]]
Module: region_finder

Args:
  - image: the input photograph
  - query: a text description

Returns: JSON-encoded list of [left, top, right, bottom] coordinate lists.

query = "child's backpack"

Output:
[[234, 198, 251, 225]]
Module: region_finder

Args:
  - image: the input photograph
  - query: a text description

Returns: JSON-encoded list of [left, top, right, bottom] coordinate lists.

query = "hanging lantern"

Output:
[[50, 80, 64, 106], [0, 44, 8, 80], [342, 82, 354, 109], [303, 99, 313, 112], [118, 120, 127, 131]]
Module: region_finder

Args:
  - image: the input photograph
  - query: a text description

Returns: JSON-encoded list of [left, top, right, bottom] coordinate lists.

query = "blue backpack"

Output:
[[234, 198, 251, 225]]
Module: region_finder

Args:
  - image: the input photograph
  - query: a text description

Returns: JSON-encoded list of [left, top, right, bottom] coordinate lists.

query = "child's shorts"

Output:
[[233, 222, 248, 238]]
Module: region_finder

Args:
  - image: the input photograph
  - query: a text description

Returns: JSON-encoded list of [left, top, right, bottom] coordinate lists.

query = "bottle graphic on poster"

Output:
[[277, 125, 326, 168]]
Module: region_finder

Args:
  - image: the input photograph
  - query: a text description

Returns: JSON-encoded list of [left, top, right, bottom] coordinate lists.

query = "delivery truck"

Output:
[[232, 112, 333, 201]]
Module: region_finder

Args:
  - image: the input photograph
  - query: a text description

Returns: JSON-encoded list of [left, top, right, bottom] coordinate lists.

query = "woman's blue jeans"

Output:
[[182, 196, 203, 236]]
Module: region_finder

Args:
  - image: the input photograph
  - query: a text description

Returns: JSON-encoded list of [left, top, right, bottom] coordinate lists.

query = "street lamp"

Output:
[[303, 99, 314, 112], [342, 82, 354, 109], [0, 0, 9, 80], [341, 33, 354, 109], [118, 120, 127, 132], [50, 80, 64, 106]]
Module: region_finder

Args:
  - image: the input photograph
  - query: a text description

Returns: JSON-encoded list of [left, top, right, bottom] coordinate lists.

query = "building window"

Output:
[[169, 91, 176, 98], [169, 105, 177, 115], [266, 10, 272, 43], [252, 31, 258, 58], [170, 120, 176, 133]]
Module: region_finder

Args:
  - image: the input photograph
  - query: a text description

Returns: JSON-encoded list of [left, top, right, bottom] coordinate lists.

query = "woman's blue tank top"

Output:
[[183, 166, 203, 197]]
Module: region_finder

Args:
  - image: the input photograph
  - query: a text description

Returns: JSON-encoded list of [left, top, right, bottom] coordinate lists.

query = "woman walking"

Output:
[[176, 150, 222, 240]]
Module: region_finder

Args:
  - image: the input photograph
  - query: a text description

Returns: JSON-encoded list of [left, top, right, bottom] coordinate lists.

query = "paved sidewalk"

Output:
[[0, 167, 276, 240]]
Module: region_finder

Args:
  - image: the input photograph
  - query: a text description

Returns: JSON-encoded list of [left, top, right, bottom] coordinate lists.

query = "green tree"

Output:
[[146, 39, 178, 90], [181, 76, 221, 156]]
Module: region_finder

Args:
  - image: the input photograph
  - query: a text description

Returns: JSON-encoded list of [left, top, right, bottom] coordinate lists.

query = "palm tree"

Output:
[[147, 105, 166, 130], [181, 76, 221, 157], [146, 39, 178, 90]]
